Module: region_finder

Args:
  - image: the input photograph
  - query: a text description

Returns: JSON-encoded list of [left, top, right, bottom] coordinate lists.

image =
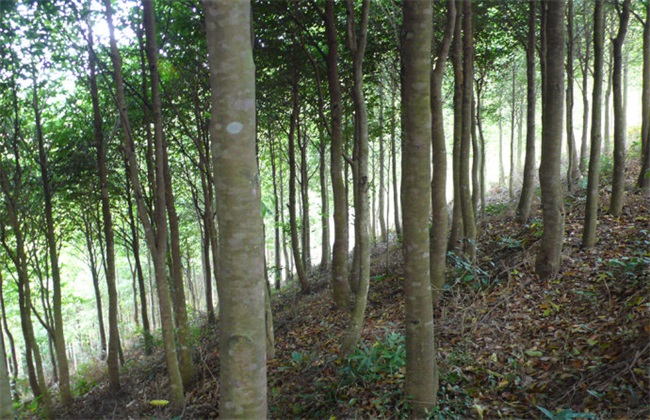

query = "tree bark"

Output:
[[325, 0, 350, 308], [204, 1, 268, 415], [639, 0, 650, 194], [340, 0, 371, 357], [566, 0, 580, 193], [516, 0, 537, 223], [431, 0, 456, 300], [0, 312, 12, 419], [288, 61, 310, 293], [402, 0, 438, 414], [536, 0, 566, 279], [582, 0, 605, 249], [609, 0, 631, 216], [448, 6, 464, 252], [32, 73, 73, 405], [104, 0, 184, 409], [460, 0, 476, 259]]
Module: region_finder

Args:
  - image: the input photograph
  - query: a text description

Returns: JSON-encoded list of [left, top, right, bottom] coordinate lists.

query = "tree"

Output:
[[609, 0, 631, 216], [402, 0, 437, 413], [325, 0, 351, 309], [204, 0, 268, 416], [639, 0, 650, 194], [430, 0, 456, 299], [583, 0, 605, 249], [0, 314, 12, 419], [85, 19, 121, 391], [340, 0, 371, 357], [103, 0, 184, 409], [516, 0, 537, 223], [535, 0, 566, 280]]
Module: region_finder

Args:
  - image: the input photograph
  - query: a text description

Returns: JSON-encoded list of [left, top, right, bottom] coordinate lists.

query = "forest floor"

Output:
[[51, 161, 649, 419]]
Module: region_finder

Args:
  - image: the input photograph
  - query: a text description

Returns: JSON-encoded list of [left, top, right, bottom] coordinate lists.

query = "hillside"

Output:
[[52, 163, 649, 419]]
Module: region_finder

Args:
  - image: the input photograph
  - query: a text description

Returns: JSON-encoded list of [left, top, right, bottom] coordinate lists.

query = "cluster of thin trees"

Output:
[[1, 0, 649, 418]]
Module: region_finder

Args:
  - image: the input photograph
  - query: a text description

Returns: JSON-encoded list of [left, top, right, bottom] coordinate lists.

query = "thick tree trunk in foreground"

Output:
[[205, 1, 268, 416], [402, 0, 438, 414], [609, 0, 630, 216], [536, 0, 566, 280], [430, 0, 456, 300], [582, 0, 605, 249]]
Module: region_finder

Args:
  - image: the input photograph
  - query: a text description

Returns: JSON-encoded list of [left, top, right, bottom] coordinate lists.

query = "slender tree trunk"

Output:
[[270, 135, 283, 288], [476, 81, 487, 219], [104, 0, 184, 409], [86, 25, 121, 390], [471, 94, 480, 217], [288, 61, 310, 293], [609, 0, 631, 216], [583, 0, 605, 249], [299, 127, 311, 271], [639, 1, 650, 194], [205, 2, 268, 415], [604, 49, 613, 156], [431, 0, 455, 300], [390, 83, 402, 237], [0, 271, 19, 395], [319, 135, 331, 269], [378, 84, 387, 243], [32, 75, 73, 405], [0, 313, 12, 419], [536, 0, 566, 279], [326, 0, 350, 308], [460, 0, 476, 259], [509, 63, 516, 200], [499, 117, 505, 184], [579, 3, 591, 174], [340, 0, 371, 357], [449, 7, 464, 252], [566, 0, 580, 192], [516, 0, 537, 223], [402, 0, 437, 413]]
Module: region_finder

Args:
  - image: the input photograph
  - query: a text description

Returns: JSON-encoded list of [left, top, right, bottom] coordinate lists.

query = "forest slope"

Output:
[[53, 161, 649, 419]]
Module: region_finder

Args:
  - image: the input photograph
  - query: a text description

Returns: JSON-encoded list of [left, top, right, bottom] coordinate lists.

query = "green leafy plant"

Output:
[[485, 202, 508, 215], [447, 252, 493, 291], [537, 406, 597, 419]]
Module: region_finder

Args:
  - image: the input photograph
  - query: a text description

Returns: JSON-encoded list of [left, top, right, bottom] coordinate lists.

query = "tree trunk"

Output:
[[32, 74, 73, 405], [430, 0, 455, 300], [104, 0, 184, 409], [204, 1, 268, 415], [390, 83, 402, 237], [536, 0, 566, 280], [509, 63, 516, 201], [340, 0, 371, 357], [460, 0, 476, 259], [325, 0, 351, 308], [299, 127, 311, 271], [579, 0, 592, 173], [270, 135, 283, 287], [566, 0, 580, 192], [471, 93, 480, 217], [402, 0, 438, 414], [448, 7, 464, 252], [582, 0, 605, 249], [639, 0, 650, 194], [378, 84, 387, 243], [516, 0, 537, 223], [604, 50, 613, 156], [0, 315, 12, 419], [288, 61, 310, 293], [319, 134, 331, 269], [609, 0, 631, 216], [86, 24, 121, 390]]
